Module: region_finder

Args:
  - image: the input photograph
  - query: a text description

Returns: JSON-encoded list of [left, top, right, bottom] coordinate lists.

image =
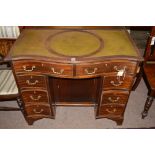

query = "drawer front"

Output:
[[21, 90, 49, 104], [98, 105, 125, 116], [13, 61, 73, 77], [46, 63, 73, 77], [100, 90, 129, 105], [104, 61, 137, 74], [76, 63, 107, 76], [16, 75, 47, 89], [103, 75, 134, 90], [25, 104, 52, 116], [76, 61, 137, 77], [13, 61, 43, 73]]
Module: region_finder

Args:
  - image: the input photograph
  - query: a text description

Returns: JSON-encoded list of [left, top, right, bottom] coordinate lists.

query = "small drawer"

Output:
[[104, 61, 137, 74], [100, 90, 129, 105], [13, 61, 43, 73], [21, 90, 49, 104], [98, 105, 125, 116], [76, 62, 107, 77], [25, 104, 52, 116], [103, 75, 134, 90], [46, 62, 73, 77], [16, 75, 47, 89]]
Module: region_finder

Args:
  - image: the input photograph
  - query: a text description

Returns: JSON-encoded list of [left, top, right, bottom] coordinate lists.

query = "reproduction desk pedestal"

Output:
[[7, 27, 143, 125]]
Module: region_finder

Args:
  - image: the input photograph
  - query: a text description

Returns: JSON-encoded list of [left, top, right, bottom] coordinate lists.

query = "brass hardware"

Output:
[[51, 67, 64, 75], [30, 95, 41, 101], [33, 108, 44, 114], [114, 66, 127, 72], [110, 66, 127, 87], [110, 80, 123, 87], [26, 80, 38, 85], [110, 76, 124, 86], [23, 65, 36, 72], [105, 108, 117, 114], [108, 97, 120, 103], [84, 68, 98, 75], [114, 66, 126, 79]]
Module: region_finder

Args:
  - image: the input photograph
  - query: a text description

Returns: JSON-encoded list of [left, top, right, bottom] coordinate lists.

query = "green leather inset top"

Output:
[[10, 29, 139, 59]]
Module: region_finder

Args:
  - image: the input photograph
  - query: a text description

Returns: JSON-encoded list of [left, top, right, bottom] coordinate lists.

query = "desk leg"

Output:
[[116, 118, 124, 125], [27, 119, 34, 125]]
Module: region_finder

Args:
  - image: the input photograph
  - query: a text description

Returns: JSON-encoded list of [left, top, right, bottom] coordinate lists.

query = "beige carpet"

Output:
[[0, 79, 155, 129]]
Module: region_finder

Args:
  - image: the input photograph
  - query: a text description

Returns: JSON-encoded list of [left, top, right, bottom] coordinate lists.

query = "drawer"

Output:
[[76, 62, 107, 76], [76, 61, 137, 77], [13, 61, 43, 73], [13, 60, 73, 77], [103, 75, 134, 90], [104, 61, 137, 74], [21, 90, 49, 104], [100, 90, 129, 105], [25, 104, 52, 116], [98, 104, 125, 116], [45, 62, 73, 77], [16, 75, 47, 89]]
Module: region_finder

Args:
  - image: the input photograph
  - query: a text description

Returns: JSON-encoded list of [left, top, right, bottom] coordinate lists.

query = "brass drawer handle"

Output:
[[30, 95, 41, 101], [114, 66, 127, 80], [84, 68, 98, 75], [110, 75, 124, 87], [108, 97, 120, 103], [33, 108, 44, 114], [110, 80, 123, 87], [114, 66, 127, 72], [105, 108, 117, 114], [26, 80, 39, 85], [51, 67, 64, 75], [23, 65, 36, 72]]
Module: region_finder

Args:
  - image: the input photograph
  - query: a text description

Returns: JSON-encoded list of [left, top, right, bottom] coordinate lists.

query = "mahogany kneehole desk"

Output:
[[7, 28, 143, 125]]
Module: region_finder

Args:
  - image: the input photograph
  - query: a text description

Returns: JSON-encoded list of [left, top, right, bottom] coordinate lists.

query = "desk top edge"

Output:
[[6, 27, 143, 62]]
